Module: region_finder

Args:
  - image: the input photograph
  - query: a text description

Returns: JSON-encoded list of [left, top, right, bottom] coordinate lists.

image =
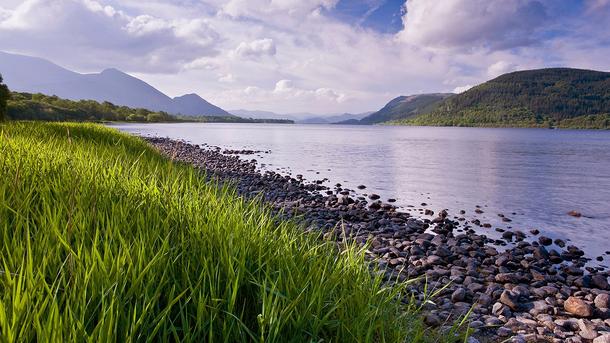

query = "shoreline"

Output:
[[145, 136, 610, 342]]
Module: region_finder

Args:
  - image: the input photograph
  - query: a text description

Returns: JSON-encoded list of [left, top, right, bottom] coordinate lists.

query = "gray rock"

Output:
[[424, 313, 442, 327], [530, 300, 551, 315], [592, 275, 610, 290], [577, 319, 598, 340], [451, 288, 466, 303], [476, 293, 492, 307], [426, 255, 443, 266], [497, 327, 513, 337], [500, 290, 521, 311], [593, 334, 610, 343], [539, 236, 553, 246], [595, 293, 610, 309], [493, 302, 511, 317]]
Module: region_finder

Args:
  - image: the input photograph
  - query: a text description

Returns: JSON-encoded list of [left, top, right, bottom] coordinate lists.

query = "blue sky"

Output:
[[0, 0, 609, 114], [329, 0, 405, 33]]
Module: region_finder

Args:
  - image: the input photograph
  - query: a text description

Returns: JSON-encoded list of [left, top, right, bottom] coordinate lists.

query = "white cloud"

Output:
[[273, 79, 294, 93], [452, 85, 473, 94], [1, 0, 609, 114], [221, 0, 339, 20], [183, 57, 217, 71], [235, 38, 276, 58], [0, 0, 219, 73], [397, 0, 549, 51], [487, 61, 518, 78], [218, 73, 235, 83]]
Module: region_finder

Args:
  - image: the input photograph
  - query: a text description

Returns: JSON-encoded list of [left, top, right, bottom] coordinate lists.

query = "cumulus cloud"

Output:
[[487, 61, 519, 78], [235, 38, 276, 58], [398, 0, 549, 51], [1, 0, 609, 114], [273, 79, 294, 93], [452, 85, 473, 94], [0, 0, 219, 72], [221, 0, 339, 20], [218, 73, 235, 83]]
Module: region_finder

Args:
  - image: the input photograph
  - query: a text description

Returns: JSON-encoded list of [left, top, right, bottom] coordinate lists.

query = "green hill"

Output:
[[395, 68, 610, 129], [357, 93, 452, 124]]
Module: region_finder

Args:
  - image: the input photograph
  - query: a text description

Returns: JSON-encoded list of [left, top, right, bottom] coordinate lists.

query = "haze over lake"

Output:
[[116, 123, 610, 261]]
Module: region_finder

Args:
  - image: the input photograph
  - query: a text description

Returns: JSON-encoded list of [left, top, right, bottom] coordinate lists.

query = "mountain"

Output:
[[401, 68, 610, 129], [229, 109, 293, 120], [0, 51, 230, 116], [171, 93, 228, 116], [356, 93, 452, 124], [229, 109, 372, 123], [298, 112, 373, 124]]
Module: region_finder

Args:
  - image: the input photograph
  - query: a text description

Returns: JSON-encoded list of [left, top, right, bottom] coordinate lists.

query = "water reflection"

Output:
[[114, 123, 610, 260]]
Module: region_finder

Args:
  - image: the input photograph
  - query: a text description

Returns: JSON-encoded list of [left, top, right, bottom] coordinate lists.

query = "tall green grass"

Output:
[[0, 122, 449, 342]]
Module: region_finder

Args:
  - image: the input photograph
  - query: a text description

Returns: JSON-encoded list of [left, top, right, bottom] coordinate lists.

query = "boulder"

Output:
[[564, 297, 593, 317]]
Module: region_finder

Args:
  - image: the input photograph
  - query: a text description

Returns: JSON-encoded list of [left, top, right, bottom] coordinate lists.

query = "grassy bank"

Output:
[[0, 122, 452, 342]]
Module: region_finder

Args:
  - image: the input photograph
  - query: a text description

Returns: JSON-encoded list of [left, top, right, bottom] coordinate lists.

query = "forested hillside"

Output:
[[7, 92, 177, 122], [396, 68, 610, 129], [5, 92, 293, 123], [356, 93, 451, 124]]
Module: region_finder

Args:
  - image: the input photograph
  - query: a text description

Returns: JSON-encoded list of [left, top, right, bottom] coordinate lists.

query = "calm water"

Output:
[[115, 123, 610, 261]]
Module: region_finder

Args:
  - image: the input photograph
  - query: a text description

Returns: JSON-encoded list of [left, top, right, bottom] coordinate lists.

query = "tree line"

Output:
[[0, 74, 9, 122]]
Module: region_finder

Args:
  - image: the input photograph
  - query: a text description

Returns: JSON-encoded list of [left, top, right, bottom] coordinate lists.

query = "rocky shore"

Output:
[[145, 136, 610, 343]]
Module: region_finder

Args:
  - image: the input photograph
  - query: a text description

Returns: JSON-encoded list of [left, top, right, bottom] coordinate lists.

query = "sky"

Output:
[[0, 0, 609, 114]]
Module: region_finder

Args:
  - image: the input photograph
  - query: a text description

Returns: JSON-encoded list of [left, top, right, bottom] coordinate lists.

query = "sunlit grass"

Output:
[[0, 122, 456, 342]]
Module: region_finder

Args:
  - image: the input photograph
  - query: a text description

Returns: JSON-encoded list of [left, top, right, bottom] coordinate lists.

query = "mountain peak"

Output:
[[1, 51, 229, 117], [174, 93, 201, 100], [101, 67, 122, 73]]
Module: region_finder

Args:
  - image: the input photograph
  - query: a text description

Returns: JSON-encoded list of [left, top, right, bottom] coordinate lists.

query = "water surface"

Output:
[[115, 123, 610, 262]]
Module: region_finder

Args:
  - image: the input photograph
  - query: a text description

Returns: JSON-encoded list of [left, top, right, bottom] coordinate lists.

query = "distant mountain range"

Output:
[[0, 51, 230, 116], [229, 109, 372, 124], [3, 51, 607, 129], [398, 68, 610, 129]]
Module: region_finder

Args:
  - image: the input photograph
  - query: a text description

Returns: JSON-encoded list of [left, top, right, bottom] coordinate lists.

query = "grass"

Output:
[[0, 122, 459, 342]]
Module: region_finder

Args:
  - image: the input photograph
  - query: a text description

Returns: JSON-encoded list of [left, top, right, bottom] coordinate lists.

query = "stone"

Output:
[[533, 246, 549, 260], [564, 297, 594, 317], [497, 327, 513, 337], [577, 319, 598, 340], [426, 255, 443, 266], [493, 302, 510, 317], [424, 313, 441, 327], [539, 236, 553, 246], [595, 293, 610, 309], [530, 300, 551, 315], [496, 272, 526, 284], [476, 293, 492, 307], [592, 275, 610, 290], [451, 288, 466, 303], [568, 210, 582, 217], [500, 290, 521, 311], [593, 334, 610, 343]]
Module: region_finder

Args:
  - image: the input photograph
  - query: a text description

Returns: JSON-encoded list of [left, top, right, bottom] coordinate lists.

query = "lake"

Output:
[[115, 123, 610, 262]]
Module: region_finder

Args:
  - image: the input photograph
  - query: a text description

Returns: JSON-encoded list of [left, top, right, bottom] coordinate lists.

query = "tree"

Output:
[[0, 74, 10, 121]]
